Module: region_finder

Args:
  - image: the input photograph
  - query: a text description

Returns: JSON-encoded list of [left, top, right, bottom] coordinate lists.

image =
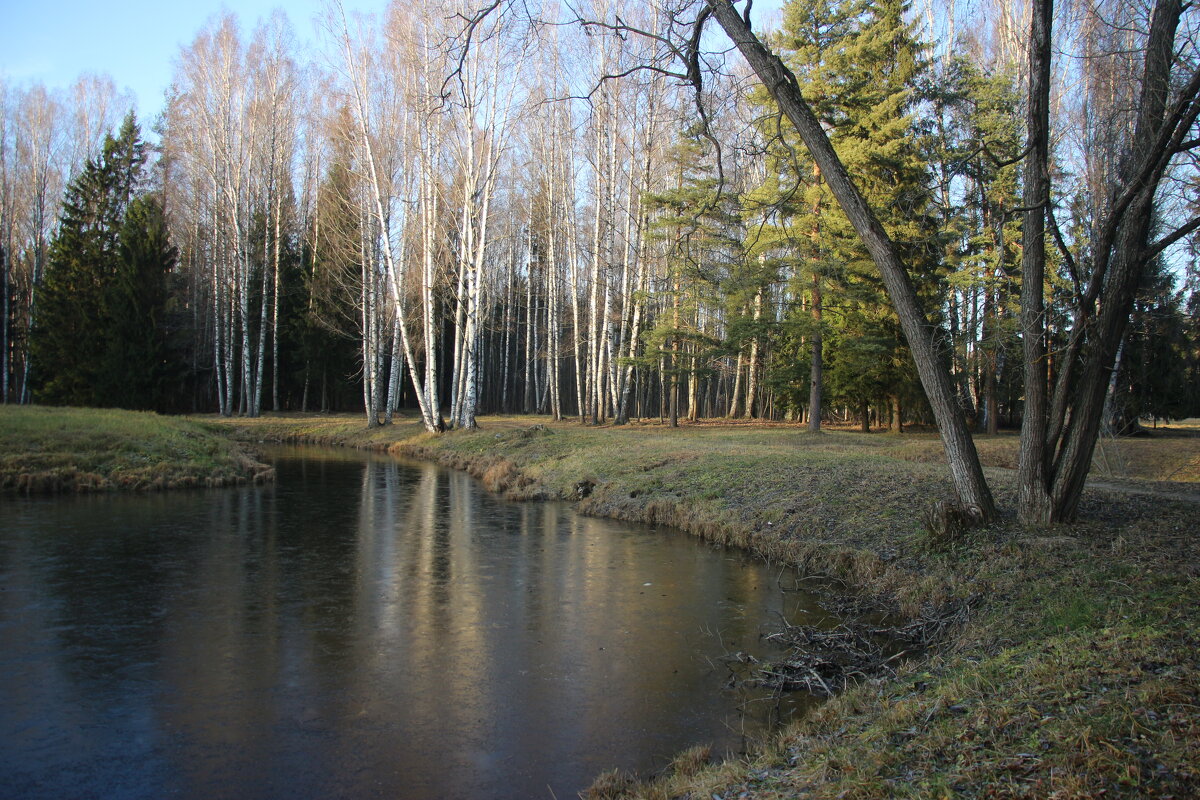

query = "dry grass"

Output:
[[204, 411, 1200, 798], [885, 420, 1200, 485], [0, 405, 273, 493]]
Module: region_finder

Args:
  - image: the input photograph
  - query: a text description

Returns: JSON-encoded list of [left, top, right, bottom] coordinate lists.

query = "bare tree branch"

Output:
[[1143, 213, 1200, 259]]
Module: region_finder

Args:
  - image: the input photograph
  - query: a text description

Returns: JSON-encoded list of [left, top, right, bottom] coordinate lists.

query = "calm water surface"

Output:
[[0, 447, 833, 799]]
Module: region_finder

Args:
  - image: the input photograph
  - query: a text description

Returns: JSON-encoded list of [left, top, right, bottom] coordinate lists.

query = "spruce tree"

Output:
[[31, 113, 177, 409], [644, 126, 747, 423], [751, 0, 934, 430], [1108, 261, 1194, 429], [919, 57, 1024, 432], [102, 195, 180, 410]]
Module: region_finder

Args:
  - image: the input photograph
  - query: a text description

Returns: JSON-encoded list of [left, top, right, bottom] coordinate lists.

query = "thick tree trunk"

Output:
[[710, 0, 996, 519], [1018, 0, 1189, 523], [808, 275, 823, 433], [1015, 0, 1053, 524]]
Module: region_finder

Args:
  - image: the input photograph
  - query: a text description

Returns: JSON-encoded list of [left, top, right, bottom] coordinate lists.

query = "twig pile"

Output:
[[729, 594, 977, 697]]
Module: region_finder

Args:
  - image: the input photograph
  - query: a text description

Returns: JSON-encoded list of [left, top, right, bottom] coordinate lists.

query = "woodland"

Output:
[[3, 0, 1200, 523]]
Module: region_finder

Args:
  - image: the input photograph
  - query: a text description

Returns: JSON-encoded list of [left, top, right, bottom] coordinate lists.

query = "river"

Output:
[[0, 446, 834, 799]]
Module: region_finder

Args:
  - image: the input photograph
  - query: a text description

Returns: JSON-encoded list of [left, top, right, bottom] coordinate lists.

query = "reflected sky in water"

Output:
[[0, 447, 832, 799]]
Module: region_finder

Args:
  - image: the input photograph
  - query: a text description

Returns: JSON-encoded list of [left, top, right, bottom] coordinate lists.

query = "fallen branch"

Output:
[[731, 595, 978, 697]]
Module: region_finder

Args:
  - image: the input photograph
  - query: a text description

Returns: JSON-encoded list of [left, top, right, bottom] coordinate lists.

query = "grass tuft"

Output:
[[581, 768, 639, 799]]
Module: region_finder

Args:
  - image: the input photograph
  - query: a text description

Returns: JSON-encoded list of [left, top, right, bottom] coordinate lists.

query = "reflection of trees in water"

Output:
[[1, 450, 843, 798]]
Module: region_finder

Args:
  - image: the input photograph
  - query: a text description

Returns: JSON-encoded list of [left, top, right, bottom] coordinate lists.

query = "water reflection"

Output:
[[0, 447, 830, 799]]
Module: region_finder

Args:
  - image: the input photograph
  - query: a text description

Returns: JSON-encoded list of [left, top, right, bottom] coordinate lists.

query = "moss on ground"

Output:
[[0, 405, 273, 493], [212, 412, 1200, 798]]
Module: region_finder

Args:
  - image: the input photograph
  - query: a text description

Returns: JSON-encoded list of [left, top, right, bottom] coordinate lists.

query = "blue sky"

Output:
[[0, 0, 380, 122], [1, 0, 784, 125]]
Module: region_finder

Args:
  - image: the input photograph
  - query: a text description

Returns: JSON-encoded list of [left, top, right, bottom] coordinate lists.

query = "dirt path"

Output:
[[1085, 478, 1200, 504]]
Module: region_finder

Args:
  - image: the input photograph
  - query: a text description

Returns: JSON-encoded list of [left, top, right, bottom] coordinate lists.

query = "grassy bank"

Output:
[[216, 413, 1199, 797], [0, 405, 273, 493]]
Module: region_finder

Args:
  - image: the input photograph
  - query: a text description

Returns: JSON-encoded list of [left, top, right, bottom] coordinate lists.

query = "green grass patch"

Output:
[[1, 405, 272, 493]]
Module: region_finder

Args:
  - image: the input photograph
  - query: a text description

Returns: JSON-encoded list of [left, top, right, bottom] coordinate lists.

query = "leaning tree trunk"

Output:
[[1051, 0, 1193, 521], [709, 0, 996, 520]]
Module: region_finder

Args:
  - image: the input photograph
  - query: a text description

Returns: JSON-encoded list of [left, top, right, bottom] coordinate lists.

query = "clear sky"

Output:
[[1, 0, 784, 125], [0, 0, 381, 123]]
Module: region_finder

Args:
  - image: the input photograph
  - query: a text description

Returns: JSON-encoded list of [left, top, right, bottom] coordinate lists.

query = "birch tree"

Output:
[[443, 1, 526, 429], [5, 86, 67, 404], [167, 15, 259, 416], [248, 14, 300, 416], [1, 80, 13, 403]]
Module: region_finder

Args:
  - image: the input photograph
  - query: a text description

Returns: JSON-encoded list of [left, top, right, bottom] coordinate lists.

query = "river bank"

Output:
[[212, 412, 1198, 798], [0, 406, 273, 493], [6, 407, 1195, 796]]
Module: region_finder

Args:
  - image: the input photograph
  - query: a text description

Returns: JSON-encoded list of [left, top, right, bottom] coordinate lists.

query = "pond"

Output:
[[0, 446, 837, 799]]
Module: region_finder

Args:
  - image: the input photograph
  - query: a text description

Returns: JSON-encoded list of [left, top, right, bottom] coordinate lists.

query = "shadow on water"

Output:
[[0, 446, 843, 799]]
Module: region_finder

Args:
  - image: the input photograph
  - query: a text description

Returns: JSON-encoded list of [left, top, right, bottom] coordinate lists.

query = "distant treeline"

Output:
[[3, 0, 1199, 435]]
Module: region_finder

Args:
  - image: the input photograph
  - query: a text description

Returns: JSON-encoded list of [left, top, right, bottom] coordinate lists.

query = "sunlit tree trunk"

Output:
[[808, 274, 823, 433], [743, 288, 762, 419], [710, 0, 996, 519]]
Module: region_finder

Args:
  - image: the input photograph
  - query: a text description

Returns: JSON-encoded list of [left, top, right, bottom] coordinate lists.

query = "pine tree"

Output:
[[32, 114, 144, 405], [752, 0, 935, 431], [31, 113, 177, 409], [101, 195, 180, 410], [644, 126, 745, 424], [1108, 260, 1194, 428]]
